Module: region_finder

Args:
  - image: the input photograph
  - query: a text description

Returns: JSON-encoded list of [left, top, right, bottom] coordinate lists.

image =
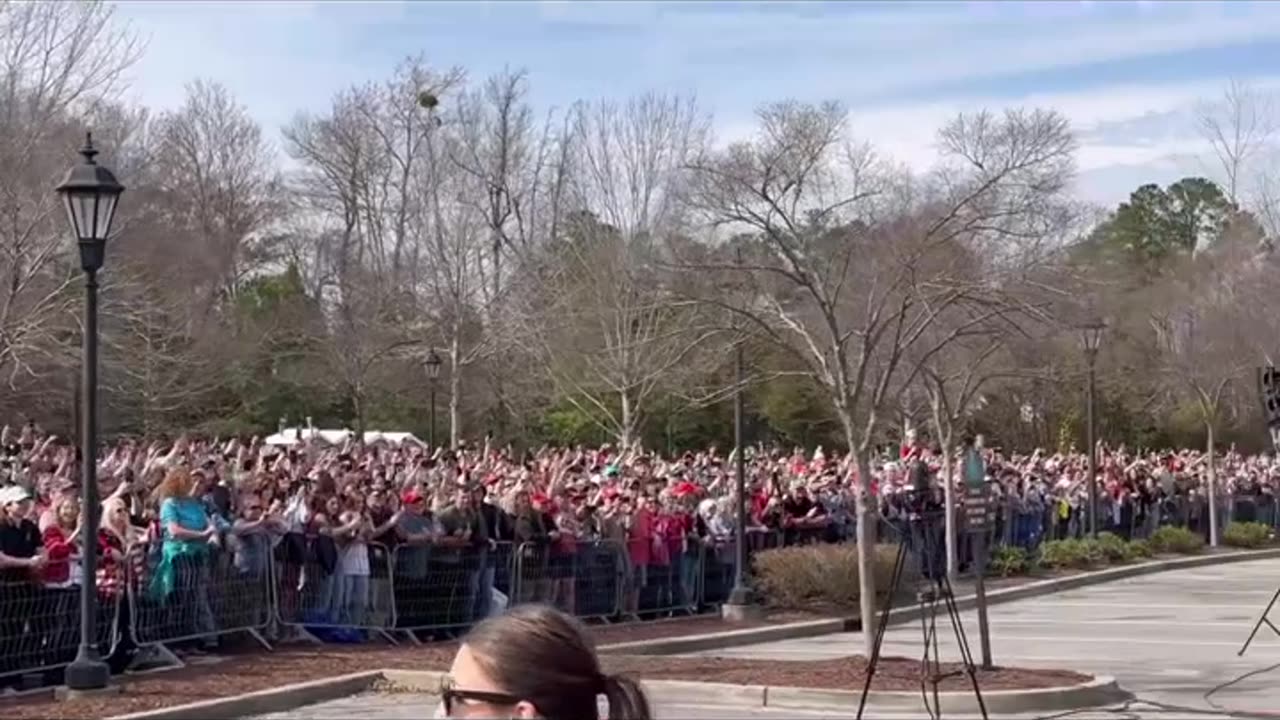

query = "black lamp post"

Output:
[[57, 133, 124, 691], [725, 247, 755, 615], [1079, 319, 1105, 539], [424, 349, 442, 448]]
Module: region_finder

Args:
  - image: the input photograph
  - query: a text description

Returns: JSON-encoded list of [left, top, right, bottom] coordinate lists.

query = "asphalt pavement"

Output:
[[690, 555, 1280, 718], [251, 556, 1280, 719]]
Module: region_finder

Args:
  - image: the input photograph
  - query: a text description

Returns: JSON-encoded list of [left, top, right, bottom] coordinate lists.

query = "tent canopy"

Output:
[[263, 428, 425, 447]]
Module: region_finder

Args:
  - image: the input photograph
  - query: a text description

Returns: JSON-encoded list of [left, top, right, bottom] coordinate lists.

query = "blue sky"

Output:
[[113, 0, 1280, 205]]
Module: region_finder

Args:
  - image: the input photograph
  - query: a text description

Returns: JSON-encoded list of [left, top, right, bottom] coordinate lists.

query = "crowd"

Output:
[[1, 419, 1278, 686]]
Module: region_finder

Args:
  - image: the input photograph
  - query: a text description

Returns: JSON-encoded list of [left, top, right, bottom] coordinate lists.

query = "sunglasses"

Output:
[[438, 677, 522, 716]]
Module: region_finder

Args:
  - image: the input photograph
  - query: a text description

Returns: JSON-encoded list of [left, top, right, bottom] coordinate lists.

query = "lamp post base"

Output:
[[722, 587, 763, 622], [64, 652, 109, 692]]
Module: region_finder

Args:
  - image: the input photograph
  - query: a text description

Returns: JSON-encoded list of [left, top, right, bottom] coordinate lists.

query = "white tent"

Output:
[[263, 428, 424, 447]]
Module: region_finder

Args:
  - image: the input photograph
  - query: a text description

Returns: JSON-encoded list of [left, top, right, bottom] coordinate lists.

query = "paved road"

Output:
[[693, 555, 1280, 718], [252, 557, 1280, 719]]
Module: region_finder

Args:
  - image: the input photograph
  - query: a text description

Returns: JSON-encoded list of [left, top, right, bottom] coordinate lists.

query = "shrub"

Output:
[[1223, 522, 1272, 549], [1039, 539, 1104, 570], [1094, 532, 1132, 563], [988, 545, 1030, 577], [753, 543, 899, 609], [1128, 539, 1153, 559], [1149, 526, 1205, 555]]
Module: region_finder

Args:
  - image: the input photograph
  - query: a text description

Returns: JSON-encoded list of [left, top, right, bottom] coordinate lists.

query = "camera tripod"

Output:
[[856, 507, 988, 720], [1237, 585, 1280, 657]]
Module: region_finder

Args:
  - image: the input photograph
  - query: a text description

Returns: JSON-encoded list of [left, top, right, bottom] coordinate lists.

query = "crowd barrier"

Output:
[[4, 494, 1276, 681], [0, 580, 119, 683], [127, 536, 272, 650]]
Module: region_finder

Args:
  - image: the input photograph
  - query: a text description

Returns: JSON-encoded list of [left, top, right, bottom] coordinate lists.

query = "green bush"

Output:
[[1223, 522, 1273, 549], [1128, 539, 1153, 559], [1094, 532, 1132, 563], [1149, 526, 1205, 554], [1039, 539, 1104, 570], [989, 545, 1030, 577], [753, 543, 899, 609]]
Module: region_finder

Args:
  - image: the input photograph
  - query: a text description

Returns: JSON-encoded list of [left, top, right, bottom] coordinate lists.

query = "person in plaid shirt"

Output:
[[98, 496, 147, 673]]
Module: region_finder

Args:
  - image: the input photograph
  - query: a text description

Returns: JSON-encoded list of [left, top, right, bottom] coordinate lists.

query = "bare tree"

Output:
[[150, 80, 283, 306], [1147, 230, 1259, 546], [412, 117, 490, 448], [448, 68, 569, 434], [682, 102, 1075, 653], [508, 94, 714, 449], [283, 58, 461, 434], [917, 330, 1016, 578], [1197, 79, 1276, 205], [0, 1, 140, 388]]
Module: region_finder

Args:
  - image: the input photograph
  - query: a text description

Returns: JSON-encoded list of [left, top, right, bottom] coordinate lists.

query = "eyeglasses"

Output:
[[438, 677, 522, 716]]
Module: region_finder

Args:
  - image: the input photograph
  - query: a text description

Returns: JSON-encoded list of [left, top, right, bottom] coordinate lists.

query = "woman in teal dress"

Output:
[[149, 468, 218, 652]]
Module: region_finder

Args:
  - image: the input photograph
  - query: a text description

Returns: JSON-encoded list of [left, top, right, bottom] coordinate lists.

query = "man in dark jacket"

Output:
[[473, 482, 512, 619]]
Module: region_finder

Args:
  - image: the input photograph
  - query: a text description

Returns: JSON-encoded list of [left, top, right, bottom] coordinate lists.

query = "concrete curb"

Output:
[[599, 547, 1280, 656], [765, 675, 1129, 714], [106, 668, 1123, 719], [105, 670, 386, 720]]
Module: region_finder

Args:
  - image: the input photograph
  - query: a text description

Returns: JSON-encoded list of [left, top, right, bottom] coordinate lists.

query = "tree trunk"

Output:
[[1206, 421, 1219, 547], [854, 447, 878, 659], [927, 394, 957, 581], [449, 334, 462, 450], [939, 437, 956, 581], [353, 383, 366, 438], [619, 391, 637, 450], [837, 401, 876, 658]]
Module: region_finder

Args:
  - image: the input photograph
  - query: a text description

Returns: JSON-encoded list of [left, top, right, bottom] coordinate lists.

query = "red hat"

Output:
[[401, 489, 424, 505]]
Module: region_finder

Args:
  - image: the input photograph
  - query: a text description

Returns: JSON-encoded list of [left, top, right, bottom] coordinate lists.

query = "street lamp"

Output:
[[424, 349, 442, 448], [1078, 319, 1106, 539], [724, 247, 756, 618], [56, 132, 124, 691]]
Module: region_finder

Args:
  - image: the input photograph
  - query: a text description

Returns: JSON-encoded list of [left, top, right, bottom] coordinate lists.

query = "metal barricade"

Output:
[[390, 541, 488, 635], [273, 538, 396, 639], [697, 529, 781, 609], [0, 579, 119, 682], [512, 539, 624, 620], [128, 536, 272, 649]]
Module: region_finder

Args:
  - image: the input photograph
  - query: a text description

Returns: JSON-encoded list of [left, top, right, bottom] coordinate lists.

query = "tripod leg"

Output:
[[924, 592, 944, 719], [858, 536, 908, 720], [939, 574, 989, 720], [1238, 585, 1280, 657]]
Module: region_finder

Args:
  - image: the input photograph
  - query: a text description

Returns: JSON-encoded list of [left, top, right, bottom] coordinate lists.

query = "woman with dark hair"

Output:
[[439, 603, 651, 719]]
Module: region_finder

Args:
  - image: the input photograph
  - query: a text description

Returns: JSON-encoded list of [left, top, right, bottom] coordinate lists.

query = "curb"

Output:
[[765, 675, 1129, 714], [105, 670, 386, 720], [105, 668, 1125, 719], [598, 547, 1280, 656]]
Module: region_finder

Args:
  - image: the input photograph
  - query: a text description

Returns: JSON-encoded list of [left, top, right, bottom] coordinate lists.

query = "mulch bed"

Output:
[[0, 638, 1088, 720], [0, 611, 833, 720], [604, 655, 1089, 692]]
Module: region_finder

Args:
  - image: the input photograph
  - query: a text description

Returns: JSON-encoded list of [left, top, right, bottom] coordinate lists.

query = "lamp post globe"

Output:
[[56, 132, 124, 692], [57, 133, 124, 272], [424, 348, 443, 381]]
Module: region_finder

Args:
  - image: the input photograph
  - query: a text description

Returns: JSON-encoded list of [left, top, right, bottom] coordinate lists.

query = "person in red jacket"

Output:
[[40, 497, 82, 670]]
